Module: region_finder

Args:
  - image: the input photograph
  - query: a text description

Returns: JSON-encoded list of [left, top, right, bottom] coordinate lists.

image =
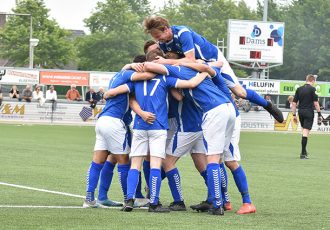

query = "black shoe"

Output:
[[208, 206, 224, 215], [121, 199, 134, 212], [300, 153, 309, 159], [168, 201, 187, 211], [264, 101, 284, 123], [148, 202, 170, 213], [190, 200, 212, 212]]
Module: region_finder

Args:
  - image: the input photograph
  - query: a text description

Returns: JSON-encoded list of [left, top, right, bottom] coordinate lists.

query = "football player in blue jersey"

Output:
[[104, 51, 210, 213], [83, 69, 156, 208], [178, 61, 257, 214], [143, 16, 283, 124], [144, 60, 236, 216]]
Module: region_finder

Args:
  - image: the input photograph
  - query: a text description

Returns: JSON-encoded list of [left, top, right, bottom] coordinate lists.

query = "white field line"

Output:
[[0, 181, 84, 198], [0, 205, 124, 209], [0, 182, 151, 210]]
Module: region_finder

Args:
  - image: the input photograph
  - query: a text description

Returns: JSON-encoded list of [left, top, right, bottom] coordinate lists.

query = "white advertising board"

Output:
[[0, 69, 39, 85], [89, 72, 116, 90], [227, 20, 285, 63], [239, 79, 280, 95]]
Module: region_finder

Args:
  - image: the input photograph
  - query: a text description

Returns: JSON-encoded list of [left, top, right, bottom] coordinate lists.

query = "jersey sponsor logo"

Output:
[[274, 112, 298, 131]]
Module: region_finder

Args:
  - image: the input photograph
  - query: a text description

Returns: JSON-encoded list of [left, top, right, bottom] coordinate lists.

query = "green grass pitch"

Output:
[[0, 124, 329, 229]]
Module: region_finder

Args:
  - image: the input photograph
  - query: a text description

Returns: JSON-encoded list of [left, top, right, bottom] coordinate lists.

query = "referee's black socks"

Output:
[[301, 136, 308, 154]]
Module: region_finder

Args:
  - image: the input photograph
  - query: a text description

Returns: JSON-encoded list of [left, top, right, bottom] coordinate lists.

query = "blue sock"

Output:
[[135, 172, 145, 198], [118, 164, 130, 201], [207, 163, 222, 208], [126, 169, 139, 200], [143, 160, 150, 188], [98, 161, 115, 201], [246, 89, 268, 107], [219, 162, 230, 204], [149, 168, 162, 205], [200, 170, 212, 203], [166, 168, 184, 202], [232, 165, 251, 204], [86, 161, 104, 202]]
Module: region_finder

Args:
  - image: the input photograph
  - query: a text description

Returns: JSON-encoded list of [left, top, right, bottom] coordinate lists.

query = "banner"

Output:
[[39, 71, 89, 86], [280, 81, 330, 97], [0, 69, 39, 85], [239, 79, 280, 95], [89, 72, 116, 90]]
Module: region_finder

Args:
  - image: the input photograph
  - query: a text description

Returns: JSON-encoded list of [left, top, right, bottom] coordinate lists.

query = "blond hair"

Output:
[[143, 16, 170, 34]]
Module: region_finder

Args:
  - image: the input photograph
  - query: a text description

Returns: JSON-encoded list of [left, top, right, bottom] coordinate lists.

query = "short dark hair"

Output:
[[143, 40, 157, 54], [133, 55, 146, 63], [146, 49, 164, 62]]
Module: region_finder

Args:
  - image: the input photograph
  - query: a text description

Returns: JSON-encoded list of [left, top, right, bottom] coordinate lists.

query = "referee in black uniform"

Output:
[[291, 74, 323, 159]]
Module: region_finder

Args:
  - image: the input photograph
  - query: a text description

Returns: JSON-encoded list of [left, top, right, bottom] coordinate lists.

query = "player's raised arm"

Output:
[[131, 71, 156, 81], [179, 62, 217, 76], [175, 72, 209, 89], [143, 62, 168, 75], [104, 84, 130, 99]]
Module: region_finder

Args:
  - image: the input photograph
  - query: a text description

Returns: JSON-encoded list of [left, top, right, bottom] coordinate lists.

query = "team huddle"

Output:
[[83, 16, 284, 215]]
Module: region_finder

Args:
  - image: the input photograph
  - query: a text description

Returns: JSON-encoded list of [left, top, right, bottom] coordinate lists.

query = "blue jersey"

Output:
[[211, 67, 239, 117], [159, 25, 219, 61], [174, 95, 203, 132], [133, 75, 178, 130], [164, 65, 230, 113], [99, 70, 134, 123], [168, 93, 178, 119]]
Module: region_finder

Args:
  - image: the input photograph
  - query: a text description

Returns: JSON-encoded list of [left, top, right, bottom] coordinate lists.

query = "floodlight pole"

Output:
[[263, 0, 268, 22]]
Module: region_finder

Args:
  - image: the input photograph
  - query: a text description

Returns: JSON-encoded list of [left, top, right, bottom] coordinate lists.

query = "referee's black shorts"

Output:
[[298, 109, 314, 130]]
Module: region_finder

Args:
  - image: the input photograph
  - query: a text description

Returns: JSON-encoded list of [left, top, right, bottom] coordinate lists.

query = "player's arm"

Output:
[[103, 84, 130, 99], [313, 91, 324, 124], [143, 62, 168, 75], [131, 72, 157, 81], [291, 90, 298, 123], [129, 94, 155, 124], [178, 62, 216, 76], [175, 72, 209, 89], [154, 54, 196, 65], [122, 63, 144, 72], [170, 88, 183, 101]]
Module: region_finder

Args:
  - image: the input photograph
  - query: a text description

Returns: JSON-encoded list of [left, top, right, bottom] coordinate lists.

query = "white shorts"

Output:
[[217, 49, 239, 88], [130, 130, 167, 159], [166, 131, 206, 158], [224, 115, 241, 162], [202, 103, 232, 155], [166, 118, 178, 149], [94, 116, 130, 154]]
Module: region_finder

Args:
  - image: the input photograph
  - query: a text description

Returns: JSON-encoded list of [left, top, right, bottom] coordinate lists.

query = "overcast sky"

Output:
[[1, 0, 262, 33]]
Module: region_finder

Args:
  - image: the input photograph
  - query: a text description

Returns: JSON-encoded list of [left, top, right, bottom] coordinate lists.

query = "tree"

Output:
[[0, 0, 75, 68], [77, 0, 150, 71], [265, 0, 329, 81]]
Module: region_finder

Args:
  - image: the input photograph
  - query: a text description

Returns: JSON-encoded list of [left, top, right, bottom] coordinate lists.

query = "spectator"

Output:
[[9, 85, 20, 99], [66, 84, 81, 101], [96, 87, 105, 103], [0, 85, 3, 105], [285, 95, 294, 109], [33, 85, 46, 105], [20, 84, 33, 102], [85, 87, 98, 102], [46, 85, 57, 101]]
